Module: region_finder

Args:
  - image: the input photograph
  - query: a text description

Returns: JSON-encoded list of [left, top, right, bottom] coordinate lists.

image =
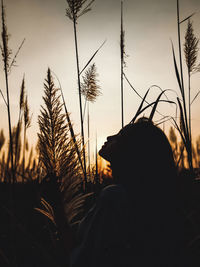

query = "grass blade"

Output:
[[171, 42, 183, 97], [0, 88, 7, 106], [131, 88, 151, 123], [79, 39, 106, 75], [149, 90, 168, 121], [180, 12, 196, 24], [191, 89, 200, 105], [177, 97, 189, 144], [172, 117, 187, 147], [130, 99, 175, 124]]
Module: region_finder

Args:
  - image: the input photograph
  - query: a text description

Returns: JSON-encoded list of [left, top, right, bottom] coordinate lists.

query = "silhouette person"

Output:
[[70, 117, 187, 267]]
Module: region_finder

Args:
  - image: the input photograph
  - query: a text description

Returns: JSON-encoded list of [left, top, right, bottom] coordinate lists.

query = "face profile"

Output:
[[99, 124, 133, 162], [99, 117, 176, 188], [99, 134, 119, 162]]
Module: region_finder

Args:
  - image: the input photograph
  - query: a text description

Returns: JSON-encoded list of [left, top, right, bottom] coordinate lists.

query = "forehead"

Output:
[[118, 124, 134, 135]]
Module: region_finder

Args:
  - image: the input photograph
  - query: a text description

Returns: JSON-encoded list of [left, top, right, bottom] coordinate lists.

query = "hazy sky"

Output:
[[0, 0, 200, 158]]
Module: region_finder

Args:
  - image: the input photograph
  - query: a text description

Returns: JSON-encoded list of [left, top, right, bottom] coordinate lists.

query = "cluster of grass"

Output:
[[0, 0, 200, 266]]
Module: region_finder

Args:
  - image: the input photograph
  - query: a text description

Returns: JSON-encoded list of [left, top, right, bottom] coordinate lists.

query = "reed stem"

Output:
[[120, 1, 124, 128], [177, 0, 193, 171], [72, 16, 87, 186]]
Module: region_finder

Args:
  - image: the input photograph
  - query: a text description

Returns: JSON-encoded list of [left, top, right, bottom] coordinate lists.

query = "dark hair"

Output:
[[110, 117, 177, 195]]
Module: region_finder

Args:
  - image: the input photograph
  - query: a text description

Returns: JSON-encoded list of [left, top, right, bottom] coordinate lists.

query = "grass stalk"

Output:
[[120, 1, 124, 127], [1, 0, 14, 182], [177, 0, 193, 172], [72, 15, 87, 186], [87, 102, 90, 177], [95, 133, 98, 183]]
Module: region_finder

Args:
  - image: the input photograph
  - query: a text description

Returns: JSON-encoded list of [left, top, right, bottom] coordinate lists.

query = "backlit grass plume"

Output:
[[184, 19, 199, 143], [81, 63, 100, 177], [37, 68, 85, 248], [14, 77, 25, 170], [66, 0, 94, 21], [171, 0, 200, 173], [22, 92, 31, 179], [184, 20, 199, 74], [81, 63, 101, 103], [0, 1, 25, 182], [38, 68, 81, 181]]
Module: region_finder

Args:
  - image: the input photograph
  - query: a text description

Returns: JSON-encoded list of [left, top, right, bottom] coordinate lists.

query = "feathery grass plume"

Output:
[[66, 0, 95, 187], [1, 0, 14, 181], [184, 19, 199, 144], [66, 0, 95, 21], [22, 93, 31, 180], [19, 76, 25, 112], [81, 63, 101, 103], [14, 77, 25, 170], [0, 0, 11, 70], [81, 63, 100, 178], [184, 20, 199, 74], [38, 68, 80, 181], [0, 129, 5, 152], [24, 94, 31, 129], [171, 0, 193, 173], [37, 68, 86, 252], [51, 70, 84, 175]]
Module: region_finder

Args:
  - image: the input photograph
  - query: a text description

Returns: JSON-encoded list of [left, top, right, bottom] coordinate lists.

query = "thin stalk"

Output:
[[87, 102, 90, 177], [177, 0, 188, 133], [188, 71, 191, 141], [5, 64, 14, 182], [177, 0, 192, 171], [22, 125, 26, 182], [1, 0, 14, 182], [95, 133, 98, 183], [72, 16, 87, 185], [120, 1, 124, 127]]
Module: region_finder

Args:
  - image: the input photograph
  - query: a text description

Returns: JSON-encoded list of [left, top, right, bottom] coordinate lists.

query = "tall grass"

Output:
[[14, 77, 24, 171], [120, 1, 125, 127], [66, 0, 95, 186], [37, 68, 87, 260], [22, 92, 31, 180], [184, 19, 199, 146], [171, 0, 200, 174], [81, 63, 101, 177], [1, 0, 14, 182]]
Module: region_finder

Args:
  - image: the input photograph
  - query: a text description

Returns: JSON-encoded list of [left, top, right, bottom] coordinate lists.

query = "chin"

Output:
[[98, 147, 104, 158]]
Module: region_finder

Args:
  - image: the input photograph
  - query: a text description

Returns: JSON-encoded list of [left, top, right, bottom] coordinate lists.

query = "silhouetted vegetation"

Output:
[[0, 0, 200, 266]]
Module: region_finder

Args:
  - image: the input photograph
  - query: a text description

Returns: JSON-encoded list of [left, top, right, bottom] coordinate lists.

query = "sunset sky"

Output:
[[0, 0, 200, 160]]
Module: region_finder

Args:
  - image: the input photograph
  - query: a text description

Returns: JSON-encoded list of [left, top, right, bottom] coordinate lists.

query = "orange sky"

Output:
[[0, 0, 200, 159]]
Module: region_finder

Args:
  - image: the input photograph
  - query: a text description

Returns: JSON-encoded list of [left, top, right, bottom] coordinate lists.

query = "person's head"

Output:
[[99, 117, 176, 189]]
